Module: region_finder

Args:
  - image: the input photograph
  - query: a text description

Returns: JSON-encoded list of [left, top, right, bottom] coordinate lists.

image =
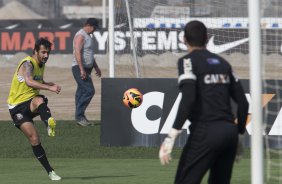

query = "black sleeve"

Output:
[[172, 81, 196, 130], [229, 72, 249, 134]]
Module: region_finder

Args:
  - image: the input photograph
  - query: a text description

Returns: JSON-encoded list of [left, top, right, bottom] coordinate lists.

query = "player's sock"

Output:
[[38, 103, 51, 127], [32, 143, 53, 173]]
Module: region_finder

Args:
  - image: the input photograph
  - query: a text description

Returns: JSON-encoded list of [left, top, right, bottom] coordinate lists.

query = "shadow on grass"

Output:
[[62, 174, 135, 180]]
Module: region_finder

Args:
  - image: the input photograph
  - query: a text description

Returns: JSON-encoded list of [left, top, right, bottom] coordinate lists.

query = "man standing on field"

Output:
[[7, 38, 62, 181], [159, 20, 249, 184], [72, 17, 102, 126]]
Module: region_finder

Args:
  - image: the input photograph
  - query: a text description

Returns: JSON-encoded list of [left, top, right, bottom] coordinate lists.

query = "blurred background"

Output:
[[0, 0, 282, 121], [0, 0, 102, 19], [0, 0, 280, 20]]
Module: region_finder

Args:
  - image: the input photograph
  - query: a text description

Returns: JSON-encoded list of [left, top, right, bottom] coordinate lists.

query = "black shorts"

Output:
[[9, 95, 48, 129]]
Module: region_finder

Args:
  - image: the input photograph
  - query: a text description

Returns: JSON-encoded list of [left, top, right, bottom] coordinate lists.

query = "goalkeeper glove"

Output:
[[159, 128, 181, 165]]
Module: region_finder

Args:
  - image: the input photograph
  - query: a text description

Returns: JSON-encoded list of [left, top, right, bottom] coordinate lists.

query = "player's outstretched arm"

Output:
[[21, 61, 61, 94], [43, 81, 55, 86]]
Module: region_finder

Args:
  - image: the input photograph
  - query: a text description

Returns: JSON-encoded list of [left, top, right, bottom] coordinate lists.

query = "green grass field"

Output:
[[0, 121, 251, 183], [0, 158, 251, 184]]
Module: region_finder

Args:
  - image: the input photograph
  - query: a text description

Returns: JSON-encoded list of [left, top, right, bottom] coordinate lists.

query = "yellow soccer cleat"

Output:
[[47, 117, 56, 137]]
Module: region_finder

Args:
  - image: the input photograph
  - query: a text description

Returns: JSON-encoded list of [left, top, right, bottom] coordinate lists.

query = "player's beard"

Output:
[[39, 58, 48, 68]]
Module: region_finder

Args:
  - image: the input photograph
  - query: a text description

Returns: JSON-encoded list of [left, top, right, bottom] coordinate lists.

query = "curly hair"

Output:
[[33, 37, 52, 53]]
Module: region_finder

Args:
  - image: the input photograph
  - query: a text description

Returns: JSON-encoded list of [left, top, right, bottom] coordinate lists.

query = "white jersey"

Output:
[[72, 29, 94, 68]]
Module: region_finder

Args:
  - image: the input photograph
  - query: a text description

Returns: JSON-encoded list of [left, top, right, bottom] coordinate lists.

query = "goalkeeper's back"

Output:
[[176, 49, 248, 134]]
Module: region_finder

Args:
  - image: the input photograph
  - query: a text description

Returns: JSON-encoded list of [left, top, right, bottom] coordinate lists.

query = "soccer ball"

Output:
[[123, 88, 143, 108]]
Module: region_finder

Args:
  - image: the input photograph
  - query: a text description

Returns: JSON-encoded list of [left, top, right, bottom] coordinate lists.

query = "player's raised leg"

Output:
[[30, 96, 57, 137]]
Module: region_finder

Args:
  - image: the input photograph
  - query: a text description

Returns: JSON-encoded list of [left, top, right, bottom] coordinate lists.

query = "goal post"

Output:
[[248, 0, 264, 184], [108, 0, 115, 77]]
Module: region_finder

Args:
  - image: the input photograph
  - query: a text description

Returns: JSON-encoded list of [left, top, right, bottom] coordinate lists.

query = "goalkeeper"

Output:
[[159, 20, 249, 184]]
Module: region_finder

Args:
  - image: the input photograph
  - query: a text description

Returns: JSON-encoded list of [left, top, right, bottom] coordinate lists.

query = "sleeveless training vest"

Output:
[[7, 56, 44, 107]]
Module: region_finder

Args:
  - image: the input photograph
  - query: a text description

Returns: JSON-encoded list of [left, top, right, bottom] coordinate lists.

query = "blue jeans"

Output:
[[72, 65, 95, 120]]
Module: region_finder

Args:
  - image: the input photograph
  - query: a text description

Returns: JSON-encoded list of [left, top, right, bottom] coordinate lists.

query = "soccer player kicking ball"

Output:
[[7, 38, 62, 181], [159, 21, 249, 184]]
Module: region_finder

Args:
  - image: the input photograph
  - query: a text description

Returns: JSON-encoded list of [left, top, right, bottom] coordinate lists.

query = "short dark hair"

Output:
[[34, 37, 52, 53], [85, 18, 99, 29], [184, 20, 207, 47]]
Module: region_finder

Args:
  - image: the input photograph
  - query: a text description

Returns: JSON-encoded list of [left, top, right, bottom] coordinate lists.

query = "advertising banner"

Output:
[[101, 78, 282, 147], [133, 18, 282, 29], [1, 28, 282, 55]]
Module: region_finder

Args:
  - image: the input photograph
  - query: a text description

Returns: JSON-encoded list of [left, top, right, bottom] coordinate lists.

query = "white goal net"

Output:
[[114, 0, 282, 183], [113, 0, 251, 79]]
